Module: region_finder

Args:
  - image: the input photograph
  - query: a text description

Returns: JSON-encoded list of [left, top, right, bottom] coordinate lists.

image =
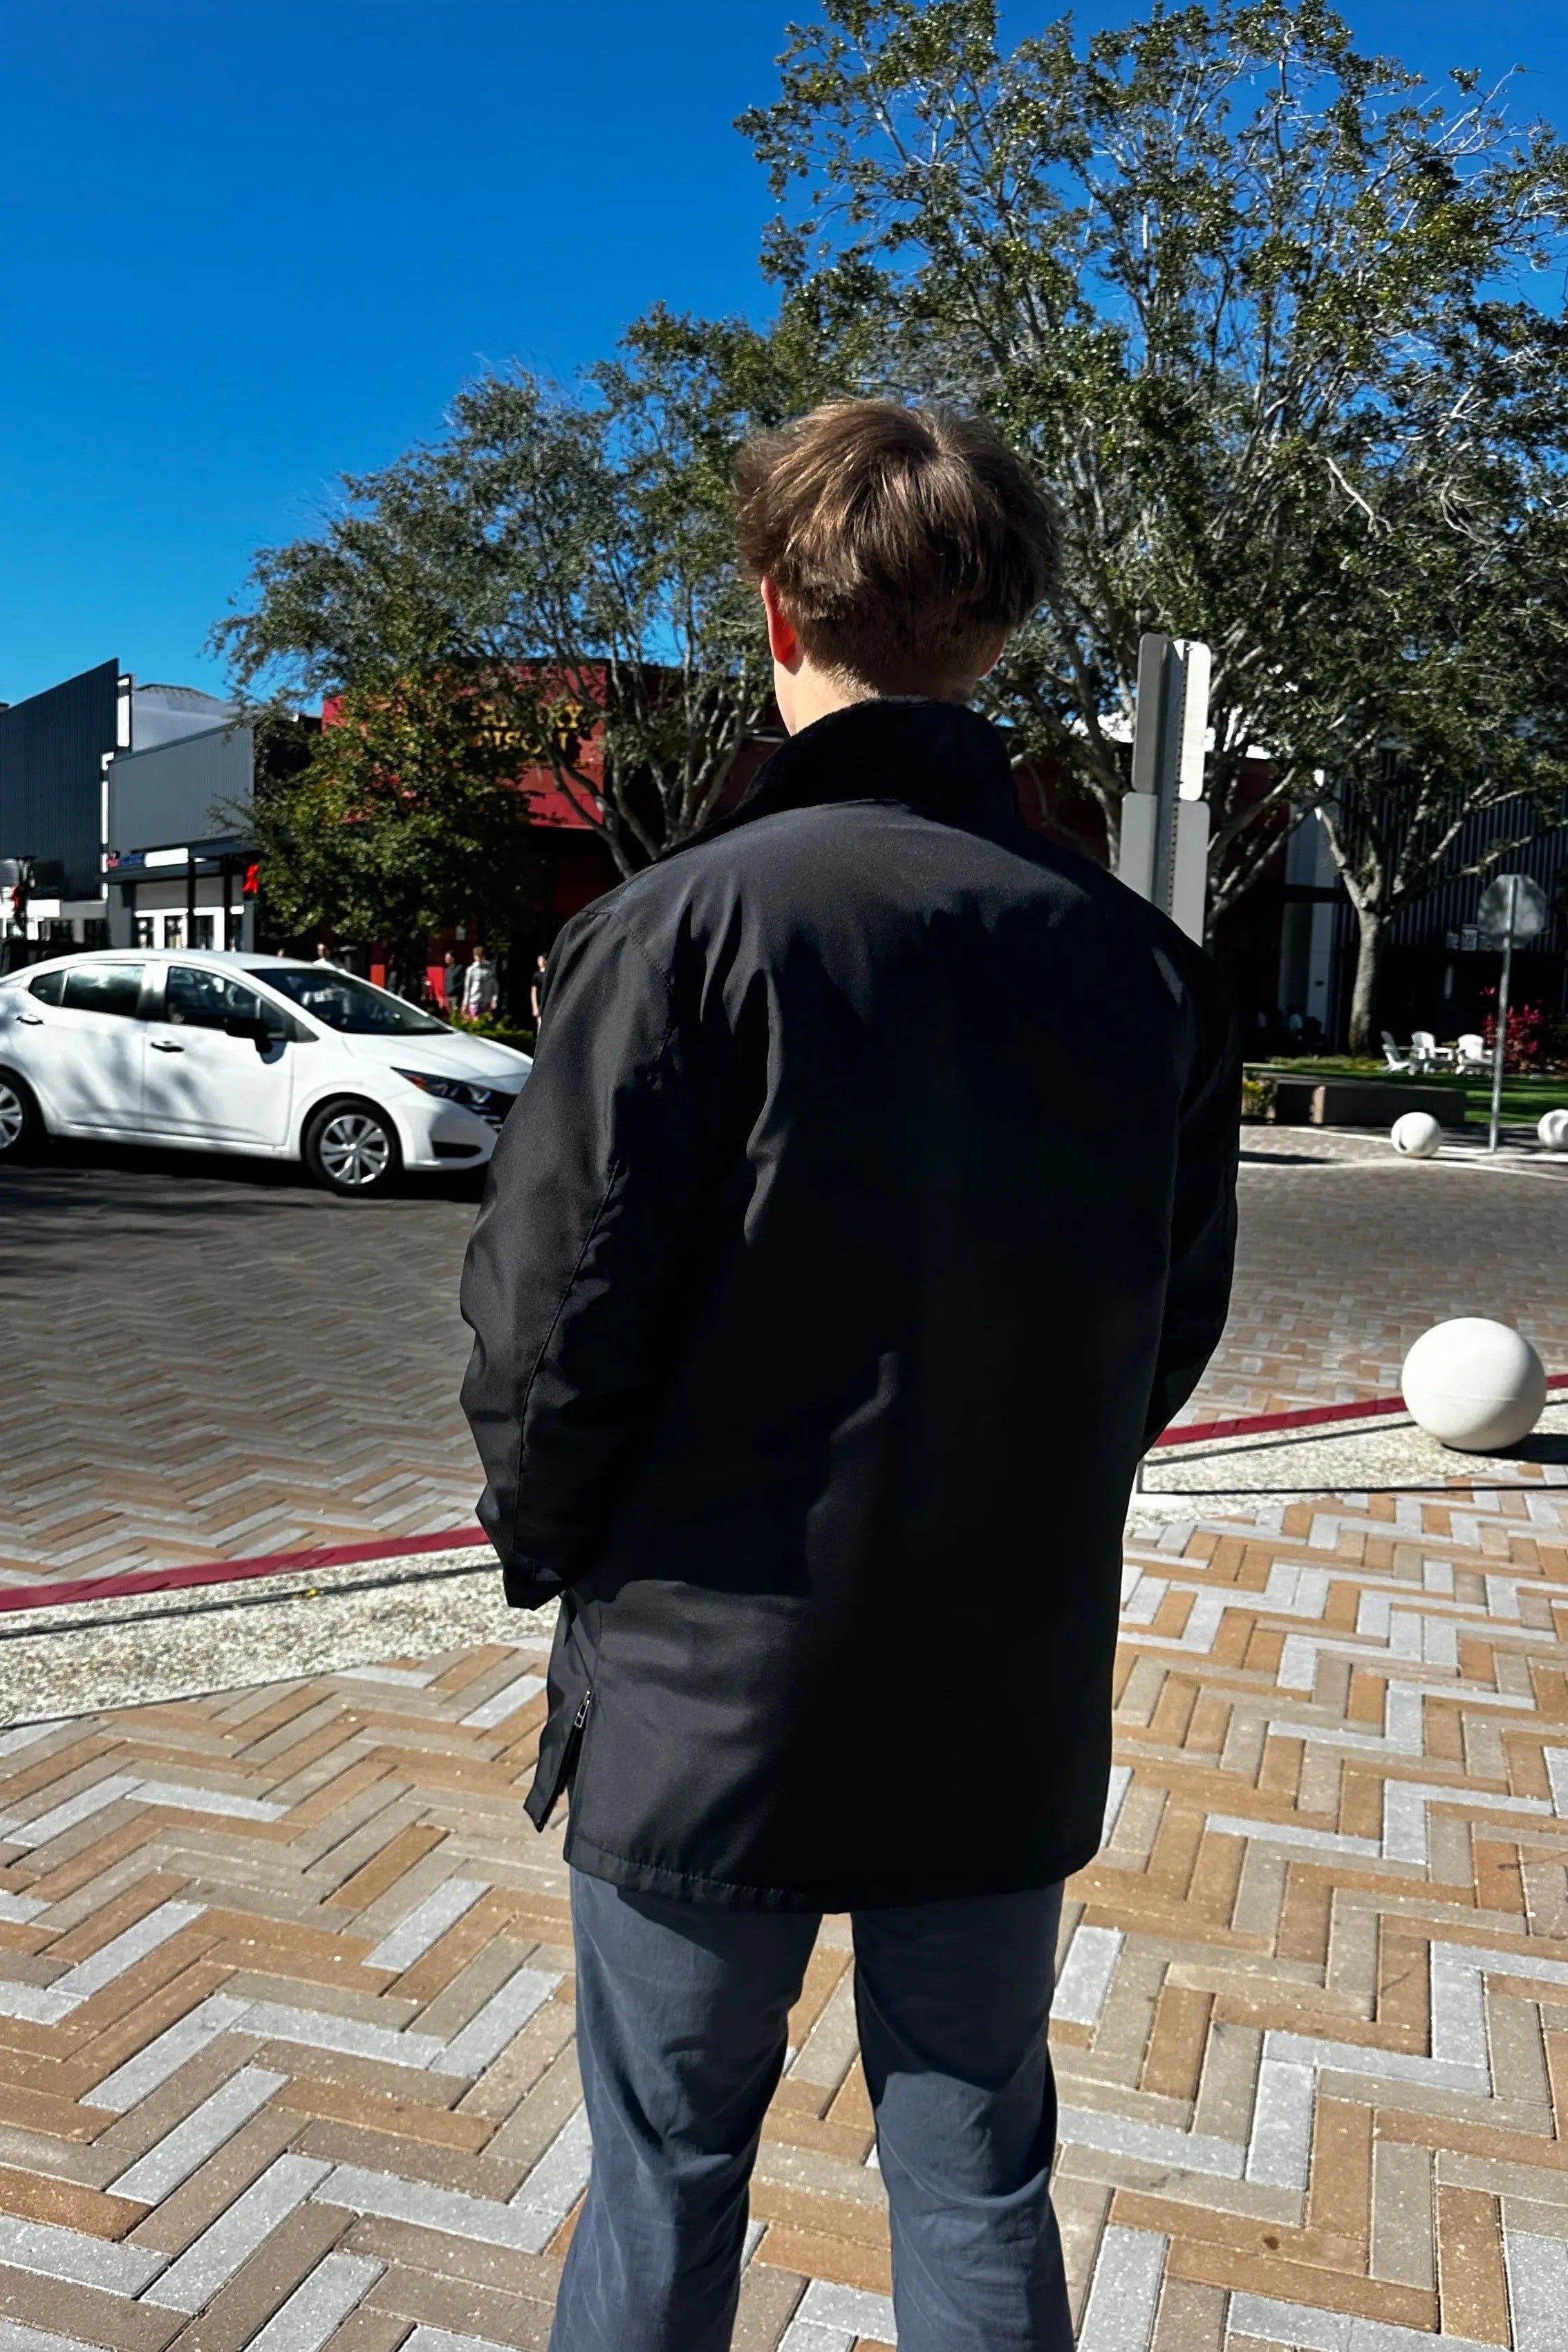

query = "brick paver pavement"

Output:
[[0, 1151, 481, 1592], [1191, 1147, 1568, 1426], [4, 1142, 1568, 1588], [1, 1478, 1566, 2349]]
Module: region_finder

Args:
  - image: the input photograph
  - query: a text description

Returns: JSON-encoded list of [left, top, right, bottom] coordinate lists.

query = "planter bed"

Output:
[[1246, 1067, 1468, 1128]]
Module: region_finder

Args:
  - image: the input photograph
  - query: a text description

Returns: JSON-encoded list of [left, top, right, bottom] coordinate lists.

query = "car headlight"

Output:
[[395, 1068, 516, 1119]]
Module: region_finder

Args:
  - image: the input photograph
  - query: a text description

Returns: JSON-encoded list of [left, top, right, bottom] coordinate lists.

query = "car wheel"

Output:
[[0, 1069, 40, 1159], [302, 1100, 402, 1196]]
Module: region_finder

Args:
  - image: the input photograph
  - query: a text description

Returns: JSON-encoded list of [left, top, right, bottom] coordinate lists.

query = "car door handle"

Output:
[[150, 1039, 184, 1052], [17, 1012, 43, 1025]]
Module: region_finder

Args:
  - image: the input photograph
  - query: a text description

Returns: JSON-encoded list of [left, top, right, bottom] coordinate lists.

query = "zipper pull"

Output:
[[572, 1688, 592, 1729]]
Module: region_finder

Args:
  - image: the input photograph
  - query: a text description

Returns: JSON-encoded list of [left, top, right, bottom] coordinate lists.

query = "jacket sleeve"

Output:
[[459, 904, 705, 1607], [1142, 977, 1241, 1448]]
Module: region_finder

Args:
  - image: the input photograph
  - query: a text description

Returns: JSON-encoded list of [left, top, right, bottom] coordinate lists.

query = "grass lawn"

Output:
[[1258, 1056, 1568, 1127]]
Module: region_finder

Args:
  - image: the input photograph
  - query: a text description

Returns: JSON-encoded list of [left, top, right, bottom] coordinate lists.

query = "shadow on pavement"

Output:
[[1485, 1430, 1568, 1466], [0, 1139, 486, 1280], [3, 1133, 487, 1199]]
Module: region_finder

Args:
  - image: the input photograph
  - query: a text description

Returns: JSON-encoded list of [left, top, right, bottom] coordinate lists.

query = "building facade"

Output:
[[8, 655, 1562, 1043], [0, 666, 244, 966], [104, 720, 259, 955], [1258, 799, 1568, 1050]]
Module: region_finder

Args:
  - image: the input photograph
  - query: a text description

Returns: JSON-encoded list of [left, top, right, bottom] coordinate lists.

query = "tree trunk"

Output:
[[1346, 907, 1385, 1055]]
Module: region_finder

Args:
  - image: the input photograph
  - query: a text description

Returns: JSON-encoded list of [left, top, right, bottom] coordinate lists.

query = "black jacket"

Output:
[[460, 700, 1238, 1911]]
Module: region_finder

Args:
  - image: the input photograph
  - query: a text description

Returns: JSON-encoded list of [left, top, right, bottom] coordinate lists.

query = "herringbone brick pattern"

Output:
[[1185, 1157, 1568, 1427], [2, 1482, 1566, 2348], [6, 1150, 1568, 1588], [0, 1159, 482, 1592]]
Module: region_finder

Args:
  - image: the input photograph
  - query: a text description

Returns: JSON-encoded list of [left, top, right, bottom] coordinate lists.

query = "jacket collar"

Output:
[[691, 698, 1027, 855]]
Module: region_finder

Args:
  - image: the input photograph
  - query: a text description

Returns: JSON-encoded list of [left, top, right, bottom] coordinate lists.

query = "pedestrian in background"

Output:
[[529, 951, 548, 1025], [462, 400, 1239, 2352], [460, 944, 497, 1022]]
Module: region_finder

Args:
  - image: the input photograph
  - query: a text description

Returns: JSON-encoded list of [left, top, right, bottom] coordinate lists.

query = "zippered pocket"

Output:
[[526, 1686, 592, 1831]]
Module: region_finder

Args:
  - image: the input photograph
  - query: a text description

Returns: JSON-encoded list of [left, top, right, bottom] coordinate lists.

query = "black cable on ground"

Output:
[[0, 1556, 496, 1644], [1136, 1481, 1565, 1498]]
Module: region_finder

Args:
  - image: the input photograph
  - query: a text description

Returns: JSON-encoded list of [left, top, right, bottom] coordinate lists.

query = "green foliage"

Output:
[[250, 668, 541, 958], [446, 1012, 537, 1055], [743, 0, 1568, 949], [216, 0, 1568, 1021], [214, 315, 858, 875]]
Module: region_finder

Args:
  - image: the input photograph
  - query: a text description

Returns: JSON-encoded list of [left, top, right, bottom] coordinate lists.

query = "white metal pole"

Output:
[[1119, 634, 1211, 943], [1488, 873, 1520, 1155]]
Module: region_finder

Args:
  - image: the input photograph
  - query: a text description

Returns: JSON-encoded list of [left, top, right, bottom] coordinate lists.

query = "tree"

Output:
[[248, 667, 541, 969], [741, 0, 1568, 943], [1300, 492, 1568, 1046], [215, 320, 831, 877]]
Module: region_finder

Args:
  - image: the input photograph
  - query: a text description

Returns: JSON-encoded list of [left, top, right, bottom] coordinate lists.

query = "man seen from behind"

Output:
[[462, 400, 1240, 2352]]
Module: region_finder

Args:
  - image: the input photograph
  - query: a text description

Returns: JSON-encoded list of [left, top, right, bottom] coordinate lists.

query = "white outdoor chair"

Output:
[[1381, 1030, 1413, 1072], [1409, 1030, 1443, 1071], [1453, 1032, 1488, 1073]]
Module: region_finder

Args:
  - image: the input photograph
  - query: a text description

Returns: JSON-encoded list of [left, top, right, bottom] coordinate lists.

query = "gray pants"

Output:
[[550, 1869, 1071, 2352]]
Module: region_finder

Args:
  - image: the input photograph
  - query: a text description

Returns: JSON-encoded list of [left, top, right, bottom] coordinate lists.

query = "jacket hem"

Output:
[[499, 1555, 566, 1611], [560, 1823, 1103, 1914]]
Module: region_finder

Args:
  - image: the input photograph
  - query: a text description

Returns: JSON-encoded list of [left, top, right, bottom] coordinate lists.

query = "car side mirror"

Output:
[[225, 1016, 280, 1052]]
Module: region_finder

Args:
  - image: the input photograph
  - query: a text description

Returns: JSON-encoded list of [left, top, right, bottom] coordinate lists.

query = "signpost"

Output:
[[1117, 633, 1211, 942], [1475, 872, 1549, 1152]]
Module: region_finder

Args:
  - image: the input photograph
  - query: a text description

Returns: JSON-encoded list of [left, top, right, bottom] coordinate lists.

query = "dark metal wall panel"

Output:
[[106, 724, 252, 855], [0, 660, 120, 899], [1390, 794, 1568, 953]]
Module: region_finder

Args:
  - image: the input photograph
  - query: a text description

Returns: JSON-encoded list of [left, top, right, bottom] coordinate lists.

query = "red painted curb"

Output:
[[5, 1369, 1564, 1619], [0, 1526, 489, 1619], [1155, 1394, 1412, 1448], [1156, 1370, 1568, 1450]]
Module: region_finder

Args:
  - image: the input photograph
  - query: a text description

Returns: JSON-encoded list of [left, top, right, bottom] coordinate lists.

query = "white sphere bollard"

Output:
[[1401, 1318, 1548, 1453], [1390, 1111, 1443, 1159], [1539, 1108, 1568, 1149]]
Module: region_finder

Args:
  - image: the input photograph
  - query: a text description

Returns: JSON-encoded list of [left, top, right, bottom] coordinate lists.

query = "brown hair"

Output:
[[734, 399, 1058, 692]]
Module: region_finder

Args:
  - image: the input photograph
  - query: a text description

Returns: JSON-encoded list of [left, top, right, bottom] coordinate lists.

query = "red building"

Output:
[[327, 682, 1136, 1015]]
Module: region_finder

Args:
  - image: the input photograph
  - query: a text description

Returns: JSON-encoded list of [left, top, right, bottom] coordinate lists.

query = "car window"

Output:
[[61, 963, 145, 1018], [167, 965, 269, 1031], [28, 969, 66, 1005], [250, 964, 448, 1035]]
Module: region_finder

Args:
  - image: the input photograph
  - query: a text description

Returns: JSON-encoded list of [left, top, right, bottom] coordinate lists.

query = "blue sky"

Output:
[[1, 0, 1564, 706]]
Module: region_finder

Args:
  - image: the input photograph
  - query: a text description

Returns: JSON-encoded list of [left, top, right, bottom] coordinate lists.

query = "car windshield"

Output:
[[250, 964, 448, 1035]]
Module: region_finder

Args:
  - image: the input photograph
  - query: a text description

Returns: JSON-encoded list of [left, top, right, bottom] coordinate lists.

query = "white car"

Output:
[[0, 951, 532, 1195]]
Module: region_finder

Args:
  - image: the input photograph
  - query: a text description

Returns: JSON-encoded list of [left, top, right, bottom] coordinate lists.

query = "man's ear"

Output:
[[975, 632, 1009, 680], [760, 577, 802, 670]]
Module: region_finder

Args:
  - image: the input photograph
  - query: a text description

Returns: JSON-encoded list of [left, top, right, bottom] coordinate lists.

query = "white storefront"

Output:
[[104, 720, 258, 952], [113, 864, 256, 953]]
